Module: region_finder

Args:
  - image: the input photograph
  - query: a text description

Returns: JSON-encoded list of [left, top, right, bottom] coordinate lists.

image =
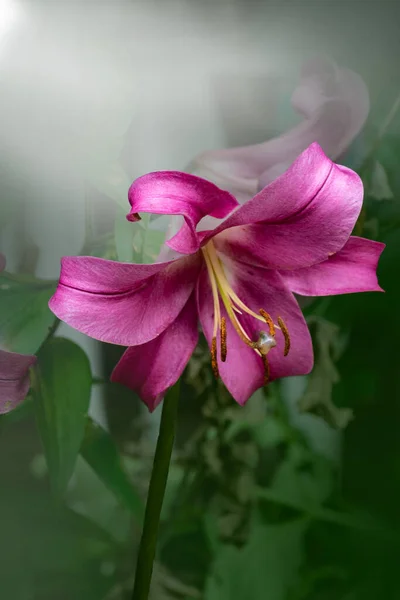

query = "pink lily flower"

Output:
[[0, 255, 36, 413], [190, 58, 370, 202], [49, 144, 384, 412]]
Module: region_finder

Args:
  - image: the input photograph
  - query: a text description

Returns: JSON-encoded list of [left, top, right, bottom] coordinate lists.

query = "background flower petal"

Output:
[[190, 58, 369, 200]]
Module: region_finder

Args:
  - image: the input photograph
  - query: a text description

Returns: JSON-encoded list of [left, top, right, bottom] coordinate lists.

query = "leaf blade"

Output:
[[33, 337, 92, 496], [0, 271, 56, 354]]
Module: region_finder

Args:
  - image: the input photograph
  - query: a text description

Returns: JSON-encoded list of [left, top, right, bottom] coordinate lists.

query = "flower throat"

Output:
[[201, 241, 290, 384]]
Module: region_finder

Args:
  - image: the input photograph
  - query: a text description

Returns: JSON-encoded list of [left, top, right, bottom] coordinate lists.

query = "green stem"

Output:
[[40, 318, 60, 350], [131, 382, 181, 600]]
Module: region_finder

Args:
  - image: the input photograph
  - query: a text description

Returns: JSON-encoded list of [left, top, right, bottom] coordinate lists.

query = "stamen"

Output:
[[259, 309, 275, 336], [205, 242, 266, 324], [220, 317, 227, 362], [211, 337, 219, 379], [221, 300, 257, 350], [261, 354, 270, 385], [277, 316, 290, 356]]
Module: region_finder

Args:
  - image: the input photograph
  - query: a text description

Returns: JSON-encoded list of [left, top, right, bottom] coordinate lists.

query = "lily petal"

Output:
[[49, 254, 201, 346], [197, 260, 313, 405], [190, 58, 369, 200], [211, 143, 363, 269], [280, 237, 385, 296], [127, 171, 238, 254], [111, 295, 198, 412], [0, 350, 36, 414]]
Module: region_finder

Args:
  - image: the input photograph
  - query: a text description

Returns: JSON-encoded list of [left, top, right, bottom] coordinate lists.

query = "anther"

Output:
[[259, 309, 275, 336], [261, 354, 270, 385], [211, 337, 219, 379], [277, 316, 290, 356], [220, 317, 227, 362]]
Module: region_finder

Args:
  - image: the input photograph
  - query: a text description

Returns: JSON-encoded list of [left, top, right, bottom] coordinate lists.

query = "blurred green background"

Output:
[[1, 1, 400, 599]]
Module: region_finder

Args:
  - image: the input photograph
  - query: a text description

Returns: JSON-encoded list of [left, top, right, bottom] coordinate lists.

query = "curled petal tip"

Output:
[[127, 212, 141, 222]]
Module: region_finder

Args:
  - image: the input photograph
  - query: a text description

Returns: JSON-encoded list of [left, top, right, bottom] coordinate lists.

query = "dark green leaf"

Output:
[[81, 417, 144, 522], [0, 396, 34, 428], [33, 337, 92, 496]]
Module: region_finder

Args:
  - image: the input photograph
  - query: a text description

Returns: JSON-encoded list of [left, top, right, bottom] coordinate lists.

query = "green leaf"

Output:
[[132, 214, 165, 264], [115, 210, 165, 265], [32, 337, 92, 496], [0, 397, 34, 428], [114, 205, 136, 263], [369, 160, 394, 200], [375, 135, 400, 198], [0, 271, 56, 354], [205, 516, 307, 600], [81, 417, 144, 522]]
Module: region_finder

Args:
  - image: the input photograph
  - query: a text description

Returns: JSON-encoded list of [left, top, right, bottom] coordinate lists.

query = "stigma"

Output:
[[202, 241, 290, 384]]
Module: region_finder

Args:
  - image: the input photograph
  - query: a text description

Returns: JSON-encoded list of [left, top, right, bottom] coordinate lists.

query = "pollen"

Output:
[[220, 317, 227, 362], [277, 316, 290, 356], [211, 336, 219, 379], [261, 354, 270, 385], [259, 309, 275, 336]]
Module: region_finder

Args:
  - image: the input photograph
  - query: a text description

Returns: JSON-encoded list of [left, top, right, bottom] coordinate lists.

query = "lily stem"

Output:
[[131, 382, 181, 600]]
